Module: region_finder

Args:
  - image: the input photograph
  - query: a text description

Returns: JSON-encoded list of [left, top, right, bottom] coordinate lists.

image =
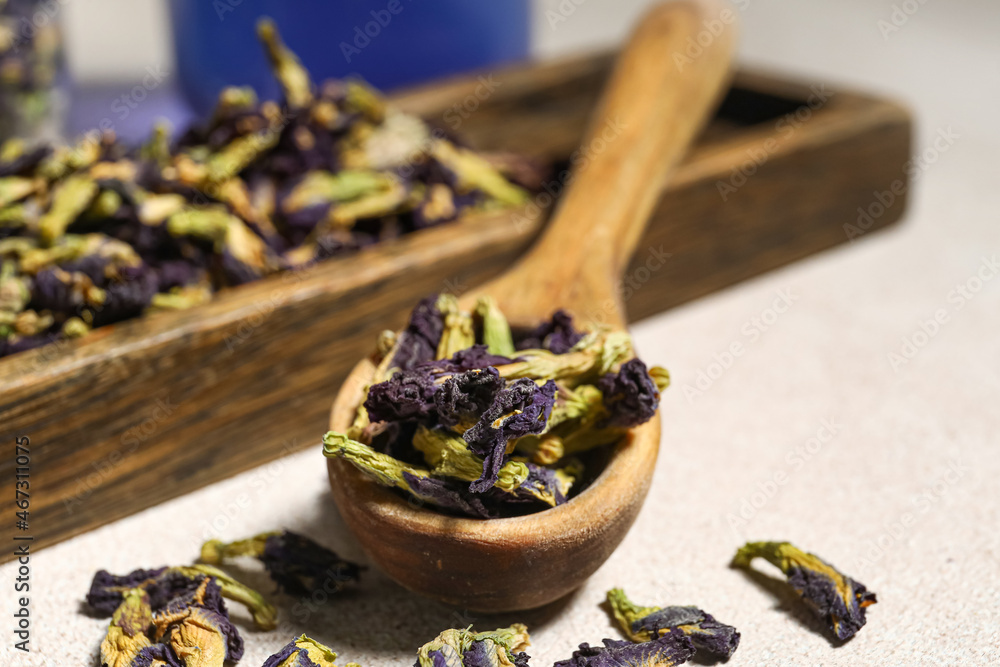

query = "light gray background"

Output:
[[5, 1, 1000, 665]]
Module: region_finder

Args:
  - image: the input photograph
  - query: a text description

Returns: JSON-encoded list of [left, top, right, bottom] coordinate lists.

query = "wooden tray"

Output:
[[0, 51, 911, 559]]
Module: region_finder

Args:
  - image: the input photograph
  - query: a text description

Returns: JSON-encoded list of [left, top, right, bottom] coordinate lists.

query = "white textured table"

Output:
[[5, 1, 1000, 665]]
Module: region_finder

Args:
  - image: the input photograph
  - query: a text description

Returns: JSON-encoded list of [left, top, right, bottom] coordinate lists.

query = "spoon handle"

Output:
[[519, 0, 737, 324]]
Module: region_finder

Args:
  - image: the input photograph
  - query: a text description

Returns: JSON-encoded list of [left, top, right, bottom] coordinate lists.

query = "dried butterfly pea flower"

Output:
[[474, 295, 516, 357], [434, 366, 506, 430], [412, 425, 530, 492], [606, 589, 740, 658], [429, 140, 528, 207], [383, 294, 445, 374], [364, 367, 438, 423], [167, 207, 280, 280], [415, 624, 531, 667], [91, 267, 160, 327], [264, 635, 358, 667], [100, 589, 181, 667], [179, 564, 278, 631], [199, 530, 362, 598], [323, 432, 492, 518], [280, 169, 391, 214], [19, 232, 141, 275], [0, 175, 39, 208], [553, 634, 694, 667], [435, 293, 475, 359], [596, 359, 660, 429], [38, 173, 99, 244], [496, 330, 633, 387], [731, 541, 877, 641], [412, 183, 457, 228], [256, 19, 314, 110], [148, 284, 213, 312], [0, 260, 29, 315], [151, 577, 243, 667], [514, 309, 584, 354], [497, 460, 578, 507], [87, 567, 170, 615], [87, 565, 277, 631], [463, 378, 557, 492]]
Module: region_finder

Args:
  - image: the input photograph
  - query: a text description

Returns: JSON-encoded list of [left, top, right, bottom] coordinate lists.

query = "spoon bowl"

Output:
[[327, 0, 735, 611], [328, 356, 660, 611]]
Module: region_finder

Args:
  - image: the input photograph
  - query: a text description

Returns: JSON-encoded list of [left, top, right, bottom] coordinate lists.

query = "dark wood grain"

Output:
[[0, 50, 911, 560]]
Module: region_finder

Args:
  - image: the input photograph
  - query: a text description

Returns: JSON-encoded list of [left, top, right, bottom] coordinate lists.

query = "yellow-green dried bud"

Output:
[[148, 285, 212, 312], [435, 294, 475, 360], [0, 176, 39, 209], [38, 174, 99, 245], [281, 170, 391, 213], [474, 295, 516, 357], [413, 425, 529, 491], [430, 139, 528, 207], [648, 366, 670, 392], [496, 331, 632, 387], [256, 18, 314, 110]]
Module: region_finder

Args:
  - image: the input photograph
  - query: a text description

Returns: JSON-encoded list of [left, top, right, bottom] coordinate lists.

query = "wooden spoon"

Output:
[[328, 0, 736, 611]]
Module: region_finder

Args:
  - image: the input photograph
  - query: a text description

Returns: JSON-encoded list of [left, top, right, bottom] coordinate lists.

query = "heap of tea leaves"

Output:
[[0, 18, 537, 359], [323, 293, 668, 518]]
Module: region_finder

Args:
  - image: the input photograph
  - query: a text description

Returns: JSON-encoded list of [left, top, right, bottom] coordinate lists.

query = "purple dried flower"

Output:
[[515, 310, 584, 354], [732, 541, 877, 641], [464, 379, 557, 492], [402, 471, 494, 518], [91, 266, 159, 327], [634, 607, 740, 658], [390, 294, 444, 370], [434, 367, 505, 429], [608, 589, 740, 659], [596, 359, 660, 428], [200, 530, 363, 598], [553, 634, 695, 667], [263, 635, 341, 667], [364, 369, 438, 423], [86, 567, 169, 615], [426, 344, 513, 373]]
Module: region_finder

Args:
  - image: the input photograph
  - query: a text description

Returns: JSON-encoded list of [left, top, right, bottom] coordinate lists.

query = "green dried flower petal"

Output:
[[137, 192, 188, 226], [435, 294, 475, 360], [344, 80, 386, 124], [167, 207, 277, 274], [148, 285, 212, 312], [19, 233, 141, 275], [323, 431, 432, 489], [204, 127, 282, 184], [38, 174, 99, 244], [430, 139, 528, 207], [416, 625, 530, 667], [0, 176, 39, 208], [648, 366, 670, 392], [139, 121, 173, 167], [323, 175, 409, 230], [497, 331, 633, 386], [413, 425, 529, 491], [62, 316, 90, 338], [281, 170, 391, 213], [0, 261, 30, 315], [474, 295, 516, 357], [256, 18, 313, 109]]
